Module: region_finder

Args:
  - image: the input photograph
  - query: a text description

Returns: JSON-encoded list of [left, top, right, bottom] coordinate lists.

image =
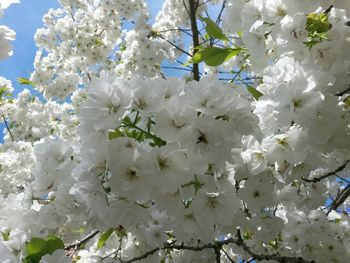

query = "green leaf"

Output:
[[24, 235, 65, 263], [45, 235, 64, 254], [304, 12, 332, 49], [122, 115, 132, 125], [108, 129, 125, 140], [192, 47, 241, 67], [1, 232, 9, 241], [71, 226, 86, 234], [149, 136, 167, 147], [306, 13, 332, 34], [97, 228, 115, 249], [17, 77, 35, 86], [199, 16, 228, 41], [0, 86, 9, 97], [25, 238, 49, 263], [247, 85, 263, 100], [181, 175, 203, 194]]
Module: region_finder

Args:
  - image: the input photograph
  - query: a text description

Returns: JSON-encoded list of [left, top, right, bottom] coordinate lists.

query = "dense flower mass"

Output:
[[0, 0, 350, 262], [0, 0, 18, 60]]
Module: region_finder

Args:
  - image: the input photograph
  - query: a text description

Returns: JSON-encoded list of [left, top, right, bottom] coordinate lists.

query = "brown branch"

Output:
[[156, 28, 193, 37], [155, 34, 192, 57], [222, 248, 236, 263], [335, 86, 350, 96], [216, 0, 227, 24], [235, 229, 315, 263], [161, 66, 193, 72], [86, 73, 92, 81], [215, 247, 221, 263], [302, 161, 349, 183], [198, 0, 213, 6], [327, 183, 350, 215], [64, 230, 99, 251], [2, 115, 14, 141], [182, 0, 190, 17], [117, 229, 315, 263], [323, 5, 333, 15], [188, 0, 200, 81]]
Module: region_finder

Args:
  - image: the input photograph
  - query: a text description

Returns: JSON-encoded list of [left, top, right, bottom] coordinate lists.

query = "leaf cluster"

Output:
[[304, 12, 332, 49], [23, 235, 64, 263], [186, 16, 243, 67], [108, 112, 166, 147]]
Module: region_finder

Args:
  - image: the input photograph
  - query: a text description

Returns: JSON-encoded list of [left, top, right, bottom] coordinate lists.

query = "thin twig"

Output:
[[117, 229, 315, 263], [182, 0, 190, 17], [335, 86, 350, 96], [161, 66, 193, 72], [327, 183, 350, 215], [216, 0, 227, 24], [64, 230, 99, 250], [335, 175, 350, 184], [175, 58, 189, 66], [156, 28, 193, 37], [198, 0, 213, 6], [230, 64, 247, 83], [156, 34, 192, 57], [323, 5, 333, 14], [2, 115, 14, 141], [302, 161, 349, 183], [222, 248, 236, 263], [235, 229, 315, 263]]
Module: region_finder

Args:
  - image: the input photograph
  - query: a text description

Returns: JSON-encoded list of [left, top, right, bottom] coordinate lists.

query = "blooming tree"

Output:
[[0, 0, 350, 262]]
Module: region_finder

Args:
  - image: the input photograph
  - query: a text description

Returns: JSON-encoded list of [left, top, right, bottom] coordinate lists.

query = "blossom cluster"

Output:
[[0, 0, 350, 262], [0, 0, 18, 60]]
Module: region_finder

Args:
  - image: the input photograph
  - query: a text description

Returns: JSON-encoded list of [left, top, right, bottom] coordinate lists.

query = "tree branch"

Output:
[[2, 115, 14, 141], [235, 229, 315, 263], [327, 183, 350, 215], [155, 34, 192, 57], [161, 66, 193, 72], [301, 161, 349, 183], [222, 248, 236, 263], [215, 247, 221, 263], [216, 0, 227, 24], [188, 0, 200, 81], [156, 28, 193, 37], [335, 86, 350, 96], [64, 230, 99, 251], [117, 229, 315, 263]]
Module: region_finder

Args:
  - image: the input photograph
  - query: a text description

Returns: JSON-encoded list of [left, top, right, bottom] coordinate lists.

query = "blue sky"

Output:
[[0, 0, 164, 96], [0, 0, 60, 96], [0, 0, 164, 141], [0, 0, 60, 141]]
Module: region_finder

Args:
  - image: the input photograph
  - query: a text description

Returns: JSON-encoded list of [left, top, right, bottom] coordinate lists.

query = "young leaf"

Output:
[[306, 13, 332, 34], [192, 47, 241, 67], [45, 235, 64, 254], [108, 128, 125, 140], [97, 228, 115, 249], [1, 231, 9, 241], [247, 85, 263, 100], [0, 86, 12, 98], [304, 12, 332, 49], [24, 235, 65, 263], [199, 16, 228, 42], [25, 238, 49, 263], [17, 77, 35, 86]]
